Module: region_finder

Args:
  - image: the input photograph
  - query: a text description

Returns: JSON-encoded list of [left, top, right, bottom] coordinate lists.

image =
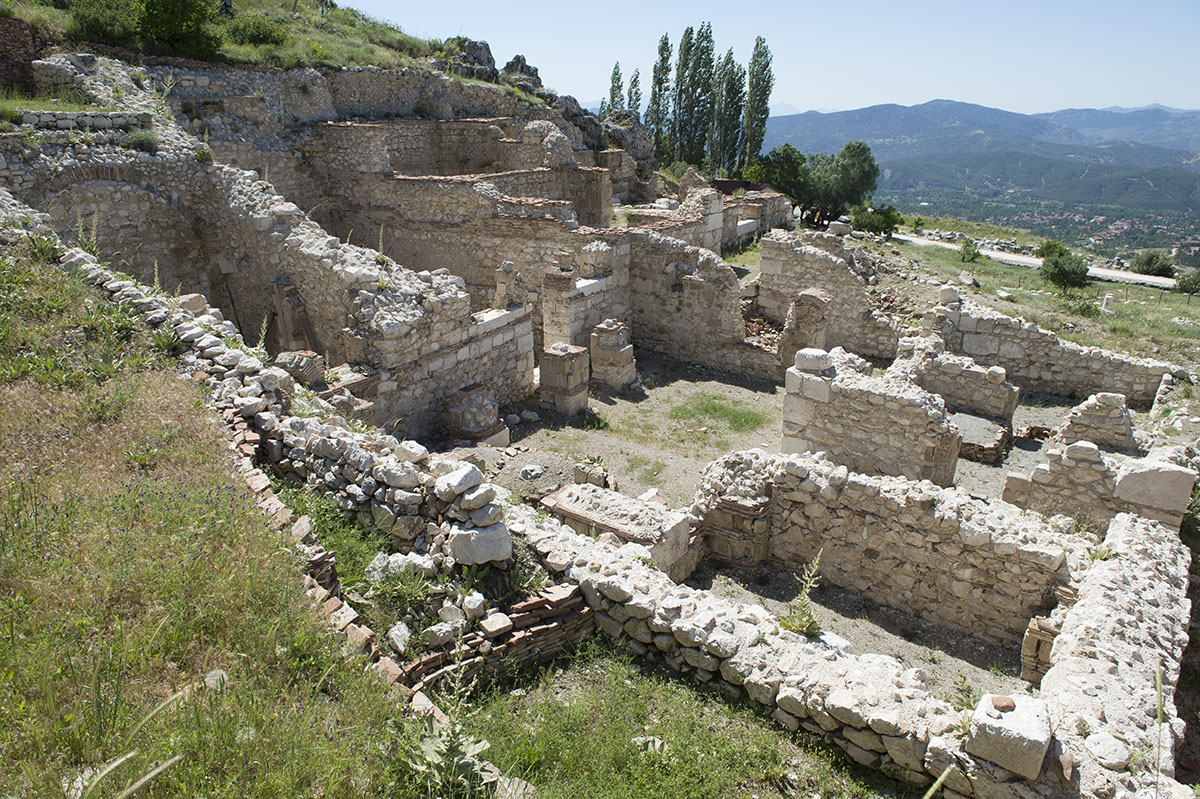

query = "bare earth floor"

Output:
[[688, 560, 1029, 705]]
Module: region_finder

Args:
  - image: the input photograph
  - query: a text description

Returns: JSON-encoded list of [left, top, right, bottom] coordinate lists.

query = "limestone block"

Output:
[[1114, 458, 1196, 517], [964, 694, 1051, 780], [448, 522, 513, 564]]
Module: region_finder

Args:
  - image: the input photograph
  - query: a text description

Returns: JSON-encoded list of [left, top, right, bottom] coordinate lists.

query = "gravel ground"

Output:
[[688, 560, 1030, 704]]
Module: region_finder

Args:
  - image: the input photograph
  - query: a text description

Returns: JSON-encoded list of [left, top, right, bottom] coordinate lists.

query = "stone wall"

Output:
[[1055, 392, 1139, 453], [888, 336, 1020, 423], [1002, 442, 1197, 529], [0, 17, 41, 93], [1039, 513, 1192, 799], [692, 449, 1076, 645], [924, 288, 1177, 406], [516, 500, 1101, 795], [758, 229, 900, 361], [782, 348, 961, 487]]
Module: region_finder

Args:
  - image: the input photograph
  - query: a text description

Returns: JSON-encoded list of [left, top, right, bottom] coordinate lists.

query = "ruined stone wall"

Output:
[[924, 289, 1176, 406], [758, 230, 900, 361], [693, 450, 1076, 646], [0, 17, 42, 93], [1055, 392, 1139, 452], [1040, 513, 1191, 799], [888, 336, 1020, 423], [783, 349, 961, 486], [1002, 442, 1197, 529], [625, 230, 778, 380]]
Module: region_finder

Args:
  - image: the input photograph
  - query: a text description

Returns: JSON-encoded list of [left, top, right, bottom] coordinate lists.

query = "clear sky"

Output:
[[347, 0, 1199, 115]]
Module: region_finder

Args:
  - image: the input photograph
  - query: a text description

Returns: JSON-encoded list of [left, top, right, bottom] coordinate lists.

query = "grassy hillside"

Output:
[[6, 0, 441, 69], [0, 231, 420, 797]]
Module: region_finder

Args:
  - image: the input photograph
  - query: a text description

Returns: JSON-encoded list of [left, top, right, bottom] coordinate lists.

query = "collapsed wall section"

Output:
[[627, 230, 779, 380], [888, 336, 1020, 423], [782, 348, 961, 486], [758, 229, 900, 361], [924, 288, 1176, 406], [1002, 442, 1196, 529], [1039, 513, 1191, 799], [691, 449, 1074, 645]]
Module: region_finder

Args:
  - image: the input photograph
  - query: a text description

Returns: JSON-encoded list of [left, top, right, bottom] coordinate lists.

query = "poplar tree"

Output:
[[671, 26, 694, 164], [683, 21, 715, 165], [708, 49, 746, 175], [743, 36, 773, 167], [627, 69, 641, 114], [608, 62, 624, 114], [645, 33, 672, 160]]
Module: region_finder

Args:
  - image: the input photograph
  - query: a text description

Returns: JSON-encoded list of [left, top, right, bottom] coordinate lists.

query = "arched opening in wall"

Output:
[[40, 179, 314, 358]]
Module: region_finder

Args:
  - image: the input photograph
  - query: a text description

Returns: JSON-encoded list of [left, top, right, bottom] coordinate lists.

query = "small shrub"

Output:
[[405, 715, 500, 798], [1177, 271, 1200, 296], [125, 130, 159, 154], [70, 0, 145, 47], [1042, 252, 1091, 295], [960, 238, 981, 263], [1130, 249, 1175, 278], [193, 143, 213, 163], [25, 233, 61, 264], [779, 549, 821, 636], [124, 442, 160, 472], [151, 327, 181, 355], [948, 676, 980, 712], [1055, 295, 1101, 319], [226, 14, 288, 46]]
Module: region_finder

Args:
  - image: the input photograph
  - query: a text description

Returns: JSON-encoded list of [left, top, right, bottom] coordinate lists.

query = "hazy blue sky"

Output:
[[349, 0, 1199, 115]]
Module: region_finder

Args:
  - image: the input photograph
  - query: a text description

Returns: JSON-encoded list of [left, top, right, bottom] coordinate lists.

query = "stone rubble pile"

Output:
[[1054, 392, 1140, 453]]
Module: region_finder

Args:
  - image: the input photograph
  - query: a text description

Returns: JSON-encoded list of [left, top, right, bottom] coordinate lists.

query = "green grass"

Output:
[[467, 641, 895, 799], [891, 239, 1200, 363], [906, 214, 1042, 248], [0, 88, 109, 124], [0, 236, 423, 797], [10, 0, 436, 70], [668, 393, 768, 433]]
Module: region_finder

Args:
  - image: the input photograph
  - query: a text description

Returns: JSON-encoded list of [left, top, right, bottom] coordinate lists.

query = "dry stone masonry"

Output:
[[924, 287, 1178, 406], [1054, 392, 1140, 453], [782, 347, 961, 486]]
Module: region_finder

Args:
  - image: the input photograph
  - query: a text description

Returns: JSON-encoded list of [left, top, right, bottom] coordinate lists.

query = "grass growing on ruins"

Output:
[[468, 639, 898, 799], [0, 238, 420, 797], [0, 87, 109, 121], [668, 392, 769, 433], [889, 239, 1200, 363]]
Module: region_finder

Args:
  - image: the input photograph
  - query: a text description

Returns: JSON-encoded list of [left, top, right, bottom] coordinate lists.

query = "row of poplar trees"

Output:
[[600, 24, 774, 177]]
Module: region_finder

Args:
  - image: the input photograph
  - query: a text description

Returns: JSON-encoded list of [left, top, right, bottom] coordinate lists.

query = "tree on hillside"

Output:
[[795, 141, 879, 225], [141, 0, 221, 55], [851, 202, 904, 237], [1035, 239, 1071, 259], [1042, 252, 1091, 294], [960, 238, 981, 262], [670, 26, 694, 164], [708, 49, 745, 175], [626, 69, 641, 115], [743, 36, 773, 168], [607, 62, 624, 116], [1130, 249, 1175, 278], [646, 34, 673, 161], [1177, 271, 1200, 296], [743, 144, 808, 202], [679, 22, 715, 165]]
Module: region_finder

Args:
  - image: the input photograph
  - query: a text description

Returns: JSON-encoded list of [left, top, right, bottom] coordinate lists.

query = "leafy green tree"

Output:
[[71, 0, 145, 46], [707, 49, 745, 175], [1042, 252, 1091, 294], [626, 69, 641, 115], [607, 62, 624, 115], [1130, 249, 1175, 278], [1034, 239, 1070, 259], [141, 0, 221, 55], [670, 26, 694, 164], [1176, 271, 1200, 295], [646, 34, 672, 161], [743, 144, 808, 203], [679, 21, 714, 165], [960, 238, 981, 262], [795, 141, 879, 225], [742, 36, 773, 168], [851, 202, 904, 237]]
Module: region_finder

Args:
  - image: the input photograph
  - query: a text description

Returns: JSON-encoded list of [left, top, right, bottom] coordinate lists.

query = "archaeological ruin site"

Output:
[[4, 25, 1200, 799]]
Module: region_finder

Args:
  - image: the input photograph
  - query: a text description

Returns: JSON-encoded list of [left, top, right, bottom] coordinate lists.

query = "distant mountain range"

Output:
[[761, 99, 1200, 247]]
